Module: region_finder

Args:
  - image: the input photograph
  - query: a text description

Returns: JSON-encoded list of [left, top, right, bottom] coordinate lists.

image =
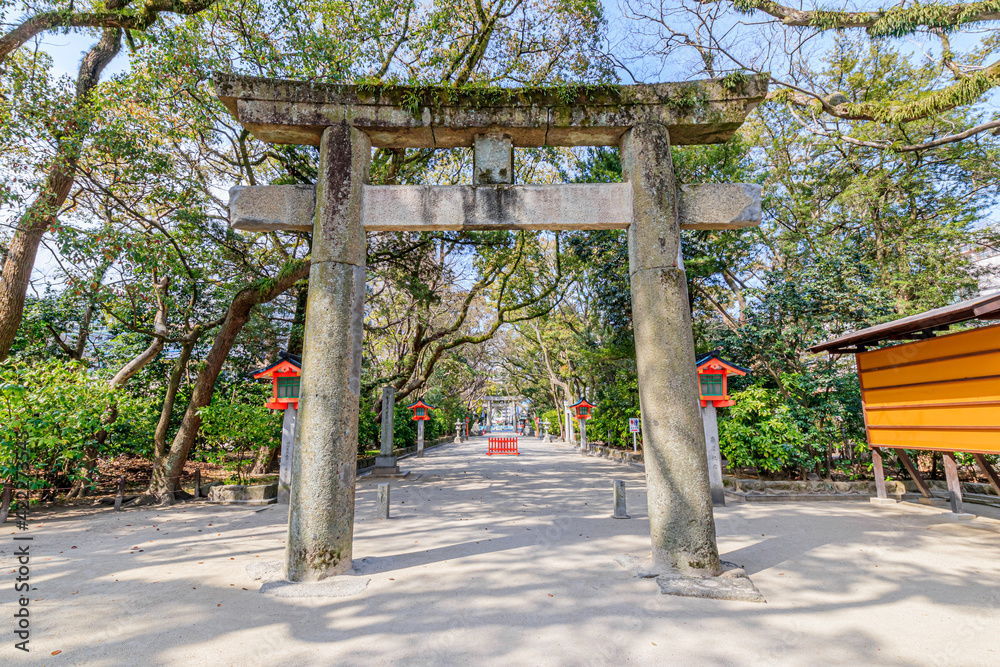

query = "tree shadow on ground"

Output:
[[12, 437, 1000, 665]]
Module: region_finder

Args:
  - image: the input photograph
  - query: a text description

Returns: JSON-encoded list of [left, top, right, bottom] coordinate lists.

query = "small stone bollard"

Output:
[[194, 469, 201, 499], [611, 480, 630, 519], [114, 476, 126, 512], [377, 483, 390, 520]]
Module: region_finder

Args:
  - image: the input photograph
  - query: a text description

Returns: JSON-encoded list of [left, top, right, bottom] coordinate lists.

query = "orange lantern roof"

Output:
[[406, 398, 437, 421], [695, 350, 748, 408], [253, 352, 301, 410], [569, 398, 596, 420]]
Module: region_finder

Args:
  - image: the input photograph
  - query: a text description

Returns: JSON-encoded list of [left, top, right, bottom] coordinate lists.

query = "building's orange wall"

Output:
[[858, 322, 1000, 454]]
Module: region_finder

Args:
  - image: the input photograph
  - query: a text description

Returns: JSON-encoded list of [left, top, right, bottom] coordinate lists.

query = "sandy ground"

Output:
[[3, 434, 1000, 666]]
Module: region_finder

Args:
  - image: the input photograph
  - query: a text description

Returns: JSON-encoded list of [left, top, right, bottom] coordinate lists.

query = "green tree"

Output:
[[3, 0, 610, 503], [623, 0, 1000, 150]]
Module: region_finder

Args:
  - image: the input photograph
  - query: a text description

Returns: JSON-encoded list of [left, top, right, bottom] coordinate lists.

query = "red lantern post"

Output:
[[406, 399, 437, 458], [569, 398, 597, 453], [253, 358, 301, 410], [695, 351, 749, 506], [253, 353, 302, 503], [696, 352, 747, 408]]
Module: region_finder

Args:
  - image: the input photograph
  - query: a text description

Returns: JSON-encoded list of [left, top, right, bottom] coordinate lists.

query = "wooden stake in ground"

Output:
[[893, 449, 933, 498], [0, 482, 11, 523], [871, 448, 888, 500], [972, 453, 1000, 497], [942, 453, 964, 514]]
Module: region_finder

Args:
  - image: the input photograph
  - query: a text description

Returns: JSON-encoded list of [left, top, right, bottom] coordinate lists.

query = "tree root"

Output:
[[120, 489, 196, 507]]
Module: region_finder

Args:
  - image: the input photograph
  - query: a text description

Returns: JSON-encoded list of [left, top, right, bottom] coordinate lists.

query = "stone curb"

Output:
[[204, 482, 278, 505], [357, 435, 455, 475]]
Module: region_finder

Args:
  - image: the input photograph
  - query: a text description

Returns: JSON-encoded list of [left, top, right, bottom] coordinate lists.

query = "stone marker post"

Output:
[[379, 386, 395, 458], [563, 401, 575, 445], [379, 387, 396, 456], [371, 386, 405, 476], [285, 125, 369, 582], [114, 476, 125, 511], [277, 405, 298, 504], [579, 417, 588, 454], [623, 124, 721, 576], [377, 483, 390, 520], [701, 404, 726, 506], [416, 419, 425, 458]]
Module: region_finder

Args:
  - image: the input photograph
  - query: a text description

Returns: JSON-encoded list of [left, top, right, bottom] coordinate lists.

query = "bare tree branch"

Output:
[[0, 0, 218, 63]]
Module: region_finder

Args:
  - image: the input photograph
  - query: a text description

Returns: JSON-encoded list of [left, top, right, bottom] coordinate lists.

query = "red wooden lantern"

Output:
[[569, 398, 596, 420], [253, 353, 301, 410], [695, 350, 748, 408], [407, 399, 436, 421]]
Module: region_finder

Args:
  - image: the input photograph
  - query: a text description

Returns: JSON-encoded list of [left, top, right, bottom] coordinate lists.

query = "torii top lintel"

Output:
[[213, 73, 768, 149]]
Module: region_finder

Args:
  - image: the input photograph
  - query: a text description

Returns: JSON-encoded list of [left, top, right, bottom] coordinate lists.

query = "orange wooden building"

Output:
[[812, 293, 1000, 514]]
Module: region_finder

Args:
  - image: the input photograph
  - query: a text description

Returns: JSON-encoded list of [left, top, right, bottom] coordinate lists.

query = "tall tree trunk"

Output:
[[532, 322, 571, 437], [249, 444, 279, 475], [153, 331, 199, 461], [0, 28, 122, 360], [147, 261, 310, 502]]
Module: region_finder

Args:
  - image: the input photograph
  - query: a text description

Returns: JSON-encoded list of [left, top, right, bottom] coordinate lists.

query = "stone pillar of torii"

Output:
[[215, 73, 765, 585]]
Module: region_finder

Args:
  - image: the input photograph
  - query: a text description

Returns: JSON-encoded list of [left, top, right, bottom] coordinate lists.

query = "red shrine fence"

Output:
[[487, 437, 519, 456]]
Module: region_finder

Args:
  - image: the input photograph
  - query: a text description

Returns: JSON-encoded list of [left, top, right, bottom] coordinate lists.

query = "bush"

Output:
[[0, 359, 114, 494], [198, 394, 280, 483], [718, 385, 809, 474]]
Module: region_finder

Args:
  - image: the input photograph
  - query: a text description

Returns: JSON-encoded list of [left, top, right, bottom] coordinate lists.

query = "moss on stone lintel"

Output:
[[214, 72, 769, 114]]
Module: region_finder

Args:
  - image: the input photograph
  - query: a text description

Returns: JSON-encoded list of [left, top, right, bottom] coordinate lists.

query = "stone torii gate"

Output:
[[215, 73, 766, 583], [482, 394, 526, 432]]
